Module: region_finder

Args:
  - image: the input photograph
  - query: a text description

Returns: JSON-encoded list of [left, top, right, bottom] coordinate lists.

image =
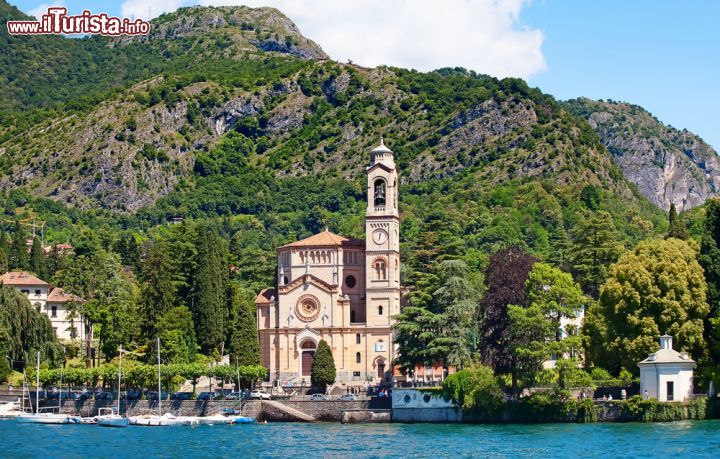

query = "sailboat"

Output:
[[16, 351, 81, 424], [96, 347, 129, 427], [128, 338, 184, 427]]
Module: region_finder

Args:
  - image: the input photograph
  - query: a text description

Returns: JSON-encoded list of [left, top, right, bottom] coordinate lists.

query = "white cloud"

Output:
[[27, 2, 66, 20], [198, 0, 546, 79], [120, 0, 187, 20]]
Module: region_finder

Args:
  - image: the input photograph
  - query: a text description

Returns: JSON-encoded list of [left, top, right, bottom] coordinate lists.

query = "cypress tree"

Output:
[[139, 241, 177, 339], [311, 340, 336, 390], [29, 237, 44, 276], [0, 231, 9, 273], [228, 286, 261, 367], [666, 203, 689, 240], [191, 225, 229, 355], [699, 199, 720, 367], [9, 221, 28, 270]]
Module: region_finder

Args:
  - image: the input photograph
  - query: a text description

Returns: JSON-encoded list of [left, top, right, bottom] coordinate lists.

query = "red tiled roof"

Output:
[[0, 271, 49, 286], [279, 230, 364, 249], [255, 288, 276, 305], [47, 287, 82, 303]]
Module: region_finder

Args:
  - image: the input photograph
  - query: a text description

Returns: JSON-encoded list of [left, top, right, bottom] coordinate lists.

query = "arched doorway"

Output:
[[376, 357, 386, 379], [300, 340, 317, 377]]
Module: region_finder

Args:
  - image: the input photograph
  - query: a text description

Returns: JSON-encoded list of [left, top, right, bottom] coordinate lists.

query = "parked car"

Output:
[[225, 392, 243, 400], [94, 391, 114, 401], [124, 390, 142, 400], [146, 391, 170, 401], [170, 392, 192, 401], [249, 390, 271, 400], [196, 391, 219, 401], [340, 394, 358, 401], [311, 393, 327, 401]]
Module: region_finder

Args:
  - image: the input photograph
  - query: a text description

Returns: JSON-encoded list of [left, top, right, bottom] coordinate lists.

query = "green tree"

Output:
[[311, 340, 336, 390], [0, 285, 62, 369], [507, 263, 586, 392], [700, 198, 720, 381], [428, 260, 478, 368], [443, 365, 505, 414], [666, 203, 689, 240], [228, 286, 261, 367], [570, 210, 623, 298], [9, 221, 28, 270], [139, 241, 176, 339], [191, 225, 229, 355], [154, 306, 197, 364], [0, 231, 9, 273], [29, 237, 44, 276], [585, 238, 708, 373]]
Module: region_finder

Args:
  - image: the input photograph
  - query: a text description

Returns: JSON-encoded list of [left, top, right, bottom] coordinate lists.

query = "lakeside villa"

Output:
[[0, 271, 85, 341], [256, 139, 402, 387]]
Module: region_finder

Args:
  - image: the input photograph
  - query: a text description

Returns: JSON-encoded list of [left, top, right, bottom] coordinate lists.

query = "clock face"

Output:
[[373, 229, 388, 245]]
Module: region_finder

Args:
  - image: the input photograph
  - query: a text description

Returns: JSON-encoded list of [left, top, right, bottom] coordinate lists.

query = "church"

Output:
[[256, 138, 401, 386]]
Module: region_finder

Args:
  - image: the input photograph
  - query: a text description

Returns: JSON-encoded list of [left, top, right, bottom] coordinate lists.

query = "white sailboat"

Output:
[[96, 347, 129, 427], [16, 351, 81, 424], [128, 338, 184, 427]]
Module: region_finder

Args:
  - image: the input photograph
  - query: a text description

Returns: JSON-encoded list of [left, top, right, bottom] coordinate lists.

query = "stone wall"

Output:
[[58, 399, 245, 417]]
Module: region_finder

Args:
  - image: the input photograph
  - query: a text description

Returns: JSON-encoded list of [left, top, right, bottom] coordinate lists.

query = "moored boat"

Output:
[[96, 408, 129, 428]]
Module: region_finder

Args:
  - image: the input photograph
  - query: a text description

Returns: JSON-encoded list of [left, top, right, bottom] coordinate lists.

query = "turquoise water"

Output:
[[3, 420, 720, 458]]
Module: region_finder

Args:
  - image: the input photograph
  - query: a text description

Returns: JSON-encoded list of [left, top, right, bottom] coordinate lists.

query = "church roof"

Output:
[[279, 229, 364, 249], [255, 288, 276, 305], [0, 271, 49, 286]]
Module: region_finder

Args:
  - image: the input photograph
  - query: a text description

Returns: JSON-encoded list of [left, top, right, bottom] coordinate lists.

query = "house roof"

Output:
[[0, 271, 49, 287], [255, 288, 276, 305], [638, 335, 696, 365], [47, 288, 82, 303], [279, 229, 364, 249]]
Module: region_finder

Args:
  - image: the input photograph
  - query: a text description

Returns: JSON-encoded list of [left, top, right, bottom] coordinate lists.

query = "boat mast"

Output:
[[59, 346, 65, 413], [117, 347, 123, 415], [157, 338, 161, 417], [35, 351, 40, 414]]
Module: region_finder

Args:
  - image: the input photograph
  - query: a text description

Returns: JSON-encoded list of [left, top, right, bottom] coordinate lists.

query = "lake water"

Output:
[[3, 420, 720, 458]]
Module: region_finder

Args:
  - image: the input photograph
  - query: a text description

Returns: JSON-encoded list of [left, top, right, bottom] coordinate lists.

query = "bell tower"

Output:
[[365, 138, 400, 327]]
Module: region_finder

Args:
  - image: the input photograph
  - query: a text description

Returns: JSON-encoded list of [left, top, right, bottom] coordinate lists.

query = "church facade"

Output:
[[256, 139, 401, 385]]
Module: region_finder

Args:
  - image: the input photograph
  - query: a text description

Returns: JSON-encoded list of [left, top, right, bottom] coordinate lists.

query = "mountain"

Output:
[[0, 3, 325, 121], [565, 98, 720, 211], [0, 2, 667, 265]]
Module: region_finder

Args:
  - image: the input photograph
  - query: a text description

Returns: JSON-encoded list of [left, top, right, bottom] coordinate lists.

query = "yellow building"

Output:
[[256, 138, 401, 386]]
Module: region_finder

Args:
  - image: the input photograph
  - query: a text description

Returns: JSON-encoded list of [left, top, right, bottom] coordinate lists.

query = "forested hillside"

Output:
[[6, 2, 720, 394]]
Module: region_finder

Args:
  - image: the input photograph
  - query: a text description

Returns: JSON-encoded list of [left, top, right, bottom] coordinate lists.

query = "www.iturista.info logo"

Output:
[[6, 7, 150, 36]]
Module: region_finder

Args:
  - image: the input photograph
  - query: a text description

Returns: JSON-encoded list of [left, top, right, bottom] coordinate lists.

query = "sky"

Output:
[[10, 0, 720, 150]]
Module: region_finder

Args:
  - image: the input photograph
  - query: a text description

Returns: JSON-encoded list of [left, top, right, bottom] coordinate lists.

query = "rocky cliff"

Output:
[[565, 98, 720, 211]]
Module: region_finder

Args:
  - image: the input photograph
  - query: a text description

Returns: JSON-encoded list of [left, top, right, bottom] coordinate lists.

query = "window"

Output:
[[375, 340, 386, 352], [351, 310, 356, 323], [356, 334, 361, 344], [283, 276, 289, 285], [21, 289, 29, 295], [51, 306, 57, 318], [378, 305, 383, 316], [667, 381, 675, 401], [374, 260, 387, 280], [35, 289, 41, 296], [356, 352, 361, 364], [345, 275, 356, 288], [374, 179, 386, 206]]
